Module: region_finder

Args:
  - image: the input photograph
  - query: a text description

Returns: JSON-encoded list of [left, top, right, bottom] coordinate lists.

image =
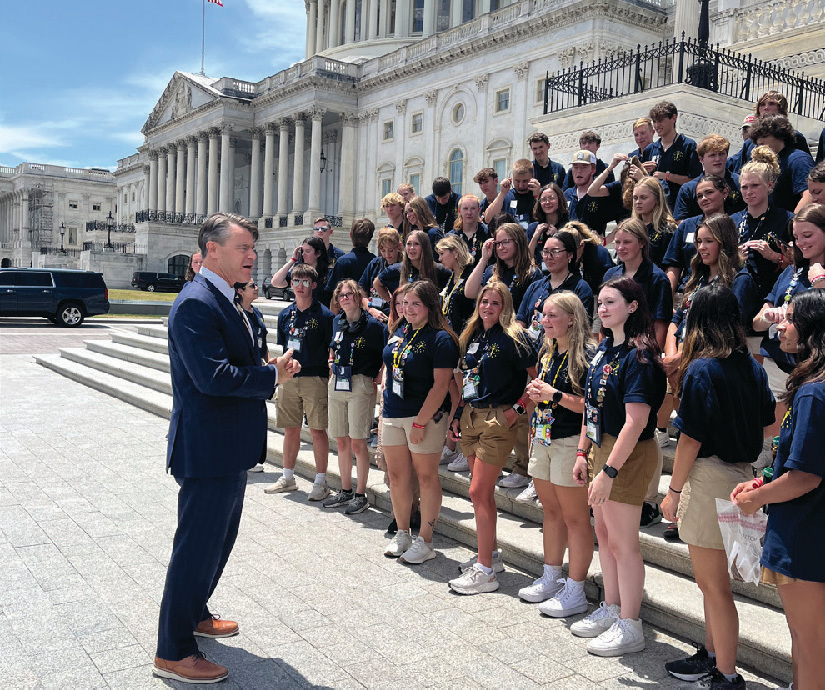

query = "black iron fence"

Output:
[[86, 221, 135, 233], [543, 34, 825, 121], [40, 247, 81, 258], [134, 210, 205, 225], [82, 241, 144, 254]]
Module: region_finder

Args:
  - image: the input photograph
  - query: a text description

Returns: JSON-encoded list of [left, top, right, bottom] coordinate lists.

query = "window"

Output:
[[68, 201, 78, 210], [68, 227, 77, 245], [462, 0, 474, 22], [448, 149, 464, 196], [411, 112, 423, 135], [410, 173, 421, 196], [383, 120, 394, 141], [452, 103, 465, 124], [132, 192, 136, 201], [412, 0, 424, 33], [436, 0, 450, 31], [495, 89, 510, 113], [493, 158, 507, 182], [17, 271, 53, 287], [168, 254, 189, 279], [536, 77, 546, 104], [92, 203, 101, 211], [381, 178, 392, 197], [489, 0, 499, 10]]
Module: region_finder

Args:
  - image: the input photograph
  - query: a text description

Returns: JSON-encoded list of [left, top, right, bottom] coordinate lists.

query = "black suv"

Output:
[[131, 271, 184, 292], [0, 268, 109, 327], [262, 276, 294, 301]]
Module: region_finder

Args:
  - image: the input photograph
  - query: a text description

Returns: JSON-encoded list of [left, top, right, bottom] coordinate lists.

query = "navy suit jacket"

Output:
[[166, 273, 277, 478]]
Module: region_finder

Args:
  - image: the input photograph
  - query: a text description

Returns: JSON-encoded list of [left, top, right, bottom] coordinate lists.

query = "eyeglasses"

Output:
[[313, 226, 330, 232], [494, 239, 513, 247], [292, 279, 312, 288], [244, 283, 258, 290], [338, 292, 355, 300], [542, 249, 568, 257]]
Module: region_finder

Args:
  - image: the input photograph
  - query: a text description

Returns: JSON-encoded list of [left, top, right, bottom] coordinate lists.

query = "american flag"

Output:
[[207, 0, 223, 6]]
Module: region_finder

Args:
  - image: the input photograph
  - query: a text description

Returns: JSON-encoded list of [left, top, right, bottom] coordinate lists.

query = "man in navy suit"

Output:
[[153, 213, 299, 684]]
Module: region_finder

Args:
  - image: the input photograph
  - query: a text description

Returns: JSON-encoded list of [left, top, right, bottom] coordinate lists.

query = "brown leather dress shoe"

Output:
[[194, 615, 239, 638], [153, 654, 228, 684]]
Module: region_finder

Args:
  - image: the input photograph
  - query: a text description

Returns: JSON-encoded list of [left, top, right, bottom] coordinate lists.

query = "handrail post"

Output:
[[677, 31, 685, 83], [577, 61, 584, 107], [543, 70, 549, 114], [744, 53, 752, 102]]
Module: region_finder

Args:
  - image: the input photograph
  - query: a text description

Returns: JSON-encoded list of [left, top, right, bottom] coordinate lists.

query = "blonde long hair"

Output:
[[459, 281, 532, 357], [436, 233, 471, 276], [632, 177, 677, 238], [537, 292, 595, 395]]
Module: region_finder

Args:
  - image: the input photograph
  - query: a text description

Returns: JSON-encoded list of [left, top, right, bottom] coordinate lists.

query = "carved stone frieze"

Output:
[[425, 90, 438, 106]]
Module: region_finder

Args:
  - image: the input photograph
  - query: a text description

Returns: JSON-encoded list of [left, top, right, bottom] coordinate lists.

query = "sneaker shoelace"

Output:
[[589, 602, 615, 621]]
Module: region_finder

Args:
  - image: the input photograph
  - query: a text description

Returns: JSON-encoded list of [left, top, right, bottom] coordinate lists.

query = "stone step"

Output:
[[110, 330, 169, 355], [85, 339, 170, 373], [34, 348, 792, 683]]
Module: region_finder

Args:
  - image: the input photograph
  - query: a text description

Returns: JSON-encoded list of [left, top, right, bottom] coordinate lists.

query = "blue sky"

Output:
[[0, 0, 306, 170]]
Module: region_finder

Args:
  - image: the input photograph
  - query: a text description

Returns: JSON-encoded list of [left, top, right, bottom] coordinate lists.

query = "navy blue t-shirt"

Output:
[[730, 206, 793, 301], [562, 159, 614, 191], [646, 222, 676, 271], [517, 272, 594, 336], [674, 352, 774, 462], [533, 159, 566, 188], [461, 323, 537, 406], [501, 189, 537, 227], [603, 258, 673, 322], [481, 264, 543, 313], [329, 311, 388, 378], [762, 382, 825, 582], [533, 345, 591, 440], [378, 262, 450, 294], [565, 183, 627, 236], [578, 242, 615, 294], [773, 147, 815, 213], [673, 171, 744, 221], [447, 225, 490, 265], [671, 271, 760, 340], [441, 265, 475, 336], [326, 247, 376, 295], [585, 337, 666, 441], [382, 324, 459, 418], [760, 266, 812, 372], [643, 133, 703, 209], [663, 215, 703, 288], [360, 255, 392, 311], [287, 266, 329, 306], [426, 192, 461, 233], [248, 305, 269, 359], [277, 300, 334, 378]]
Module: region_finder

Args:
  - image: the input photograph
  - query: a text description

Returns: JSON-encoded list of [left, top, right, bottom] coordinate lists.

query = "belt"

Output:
[[468, 401, 507, 409]]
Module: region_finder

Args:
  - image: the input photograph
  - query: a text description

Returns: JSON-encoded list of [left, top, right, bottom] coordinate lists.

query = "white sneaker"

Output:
[[263, 476, 297, 494], [440, 446, 458, 465], [518, 574, 564, 603], [538, 579, 589, 617], [384, 530, 413, 558], [587, 617, 645, 656], [459, 551, 504, 573], [515, 480, 538, 503], [570, 601, 621, 638], [449, 564, 499, 595], [247, 464, 264, 473], [307, 481, 330, 501], [655, 429, 671, 448], [498, 472, 530, 489], [447, 454, 469, 472], [399, 536, 436, 564]]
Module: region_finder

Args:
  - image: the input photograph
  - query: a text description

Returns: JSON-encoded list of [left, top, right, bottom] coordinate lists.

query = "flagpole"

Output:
[[200, 0, 206, 76]]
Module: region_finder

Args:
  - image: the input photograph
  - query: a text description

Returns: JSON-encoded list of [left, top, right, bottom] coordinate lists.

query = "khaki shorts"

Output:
[[459, 405, 519, 468], [762, 356, 788, 401], [588, 435, 658, 506], [382, 415, 450, 455], [529, 434, 580, 487], [761, 567, 797, 585], [746, 335, 762, 357], [328, 374, 377, 440], [275, 376, 328, 430], [677, 456, 753, 550]]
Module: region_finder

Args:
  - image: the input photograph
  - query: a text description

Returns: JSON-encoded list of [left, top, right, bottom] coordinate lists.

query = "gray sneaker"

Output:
[[449, 565, 500, 595], [322, 491, 353, 509], [263, 476, 297, 494], [344, 494, 369, 515], [384, 530, 413, 558], [307, 481, 330, 501], [399, 536, 436, 564], [459, 551, 504, 573]]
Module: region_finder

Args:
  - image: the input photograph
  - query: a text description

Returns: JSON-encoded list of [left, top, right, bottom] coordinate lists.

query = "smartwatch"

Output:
[[551, 390, 563, 404], [512, 402, 526, 415], [602, 464, 618, 479]]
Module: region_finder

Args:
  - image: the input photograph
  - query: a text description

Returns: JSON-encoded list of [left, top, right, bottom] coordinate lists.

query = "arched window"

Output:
[[449, 149, 464, 196], [168, 254, 190, 279]]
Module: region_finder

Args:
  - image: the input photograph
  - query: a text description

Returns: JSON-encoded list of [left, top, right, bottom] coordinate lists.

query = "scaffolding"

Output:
[[27, 183, 54, 250]]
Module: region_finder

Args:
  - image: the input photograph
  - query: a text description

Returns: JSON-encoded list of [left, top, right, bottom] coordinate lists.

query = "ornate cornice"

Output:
[[773, 48, 825, 71]]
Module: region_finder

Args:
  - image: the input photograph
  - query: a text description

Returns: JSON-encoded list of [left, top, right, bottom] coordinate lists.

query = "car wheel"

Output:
[[56, 303, 84, 328], [147, 284, 156, 292]]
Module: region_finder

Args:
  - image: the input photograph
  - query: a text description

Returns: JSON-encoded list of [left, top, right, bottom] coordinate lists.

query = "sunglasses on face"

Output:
[[338, 292, 355, 300], [292, 279, 312, 288], [313, 226, 330, 232]]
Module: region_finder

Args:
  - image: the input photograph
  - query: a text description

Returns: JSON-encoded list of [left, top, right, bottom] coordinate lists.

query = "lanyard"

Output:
[[392, 325, 423, 370], [464, 230, 481, 258], [441, 274, 464, 314], [783, 268, 804, 305], [332, 327, 355, 367], [538, 344, 568, 407], [738, 211, 766, 244], [586, 346, 621, 407]]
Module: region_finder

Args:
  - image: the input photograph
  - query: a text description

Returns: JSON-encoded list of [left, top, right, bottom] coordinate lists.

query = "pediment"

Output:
[[142, 72, 222, 135]]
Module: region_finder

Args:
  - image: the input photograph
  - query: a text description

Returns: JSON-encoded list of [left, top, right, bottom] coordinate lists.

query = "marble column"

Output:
[[329, 0, 341, 48], [197, 133, 208, 217], [292, 115, 306, 222], [263, 124, 276, 218], [157, 149, 167, 215], [307, 108, 325, 221], [165, 148, 176, 218], [479, 0, 491, 14], [148, 151, 158, 212], [394, 0, 409, 37], [345, 0, 356, 43], [450, 0, 462, 27], [277, 120, 290, 218], [378, 0, 389, 37], [338, 112, 357, 228], [219, 127, 233, 212], [207, 129, 219, 215], [367, 0, 379, 38], [175, 142, 186, 218], [423, 0, 435, 36], [186, 137, 197, 218], [21, 192, 29, 237], [674, 0, 700, 41], [307, 0, 318, 57], [142, 166, 150, 217], [316, 0, 326, 53], [250, 128, 262, 220]]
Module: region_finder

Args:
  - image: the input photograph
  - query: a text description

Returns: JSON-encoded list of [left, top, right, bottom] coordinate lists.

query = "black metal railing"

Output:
[[330, 216, 343, 228], [81, 241, 144, 254], [86, 221, 135, 233], [40, 247, 81, 257], [278, 216, 288, 228], [543, 34, 825, 121], [134, 210, 204, 225]]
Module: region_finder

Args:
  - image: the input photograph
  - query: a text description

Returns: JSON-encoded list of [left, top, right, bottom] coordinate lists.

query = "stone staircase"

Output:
[[36, 299, 791, 684]]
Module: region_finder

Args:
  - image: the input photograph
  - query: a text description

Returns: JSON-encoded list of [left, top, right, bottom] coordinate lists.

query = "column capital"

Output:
[[339, 111, 359, 126], [293, 112, 307, 124], [199, 131, 210, 142], [187, 135, 198, 146], [149, 150, 159, 161], [395, 99, 408, 114], [220, 123, 233, 135], [366, 108, 379, 123], [143, 164, 151, 175], [209, 127, 221, 139], [157, 146, 168, 156], [514, 62, 529, 80], [424, 90, 438, 107], [475, 74, 488, 91], [309, 106, 326, 121], [176, 140, 187, 152], [250, 126, 264, 139]]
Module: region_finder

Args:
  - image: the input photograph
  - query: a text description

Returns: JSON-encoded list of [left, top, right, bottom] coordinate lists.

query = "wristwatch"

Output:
[[512, 401, 526, 415], [551, 390, 563, 404], [602, 464, 619, 479]]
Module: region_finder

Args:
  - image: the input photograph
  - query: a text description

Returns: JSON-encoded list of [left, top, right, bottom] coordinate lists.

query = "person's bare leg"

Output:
[[601, 501, 644, 618], [310, 429, 329, 473], [554, 484, 594, 581], [534, 479, 567, 567], [777, 579, 825, 690], [282, 427, 301, 470], [385, 445, 413, 531], [411, 451, 441, 542], [335, 436, 353, 490], [469, 459, 501, 568], [351, 438, 370, 494]]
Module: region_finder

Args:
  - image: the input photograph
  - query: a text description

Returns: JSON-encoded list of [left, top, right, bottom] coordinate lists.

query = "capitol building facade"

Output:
[[2, 0, 823, 285]]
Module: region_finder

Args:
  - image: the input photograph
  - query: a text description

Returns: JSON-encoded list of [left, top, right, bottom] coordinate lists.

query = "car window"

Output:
[[17, 272, 53, 287], [0, 272, 19, 287]]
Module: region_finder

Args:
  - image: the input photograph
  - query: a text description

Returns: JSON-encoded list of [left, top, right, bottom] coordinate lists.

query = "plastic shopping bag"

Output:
[[715, 498, 768, 585]]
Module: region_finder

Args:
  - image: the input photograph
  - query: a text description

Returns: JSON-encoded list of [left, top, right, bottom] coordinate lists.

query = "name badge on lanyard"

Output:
[[462, 370, 480, 401], [332, 364, 352, 392], [392, 365, 404, 398], [287, 328, 304, 353], [585, 402, 602, 447], [533, 408, 555, 444]]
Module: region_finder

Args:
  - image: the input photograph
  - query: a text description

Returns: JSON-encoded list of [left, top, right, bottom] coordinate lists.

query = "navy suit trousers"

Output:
[[156, 470, 247, 660]]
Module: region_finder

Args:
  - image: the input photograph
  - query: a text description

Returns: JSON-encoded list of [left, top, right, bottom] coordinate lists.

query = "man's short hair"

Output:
[[755, 91, 789, 116], [381, 192, 405, 207], [350, 217, 375, 248], [314, 216, 330, 228], [513, 158, 533, 176], [579, 130, 601, 146], [527, 132, 549, 146], [697, 134, 730, 157], [198, 212, 258, 256], [808, 161, 825, 184], [632, 117, 654, 131], [473, 167, 498, 183], [748, 115, 796, 148], [397, 183, 414, 194], [291, 263, 318, 283], [649, 101, 678, 121], [432, 177, 452, 197]]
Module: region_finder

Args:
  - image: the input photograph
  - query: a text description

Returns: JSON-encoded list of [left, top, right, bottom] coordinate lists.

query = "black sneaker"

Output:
[[322, 491, 353, 509], [640, 502, 662, 527], [387, 517, 398, 534], [409, 510, 421, 530], [665, 646, 716, 681], [698, 669, 746, 689], [663, 522, 681, 541], [345, 494, 369, 515]]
